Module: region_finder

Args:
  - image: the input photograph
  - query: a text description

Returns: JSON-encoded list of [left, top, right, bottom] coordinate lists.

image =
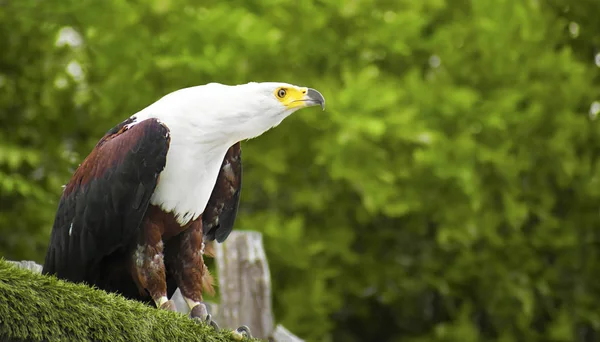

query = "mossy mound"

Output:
[[0, 258, 251, 342]]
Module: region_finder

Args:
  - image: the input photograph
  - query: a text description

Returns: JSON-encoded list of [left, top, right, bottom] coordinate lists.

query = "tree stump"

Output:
[[214, 231, 275, 340]]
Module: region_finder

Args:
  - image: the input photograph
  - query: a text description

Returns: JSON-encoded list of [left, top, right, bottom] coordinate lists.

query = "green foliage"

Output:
[[1, 0, 600, 341], [0, 259, 245, 342]]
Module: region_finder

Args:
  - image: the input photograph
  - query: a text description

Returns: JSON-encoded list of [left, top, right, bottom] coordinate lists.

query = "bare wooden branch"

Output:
[[214, 231, 275, 340]]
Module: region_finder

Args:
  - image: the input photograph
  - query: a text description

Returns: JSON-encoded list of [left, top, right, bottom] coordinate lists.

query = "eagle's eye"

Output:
[[277, 88, 287, 98]]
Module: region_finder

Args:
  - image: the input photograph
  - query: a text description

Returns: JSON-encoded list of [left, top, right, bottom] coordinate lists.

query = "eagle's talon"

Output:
[[234, 325, 252, 339], [207, 314, 220, 330], [189, 302, 209, 319], [196, 314, 219, 331], [190, 305, 220, 331], [159, 299, 176, 311]]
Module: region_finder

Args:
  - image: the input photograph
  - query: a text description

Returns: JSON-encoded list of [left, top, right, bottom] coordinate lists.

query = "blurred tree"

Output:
[[1, 0, 600, 341], [0, 0, 80, 259]]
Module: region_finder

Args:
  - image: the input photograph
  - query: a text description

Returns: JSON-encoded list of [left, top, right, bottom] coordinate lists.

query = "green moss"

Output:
[[0, 258, 251, 342]]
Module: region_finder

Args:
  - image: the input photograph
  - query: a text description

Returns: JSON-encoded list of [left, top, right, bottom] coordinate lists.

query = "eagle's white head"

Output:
[[135, 81, 325, 146], [132, 82, 326, 225]]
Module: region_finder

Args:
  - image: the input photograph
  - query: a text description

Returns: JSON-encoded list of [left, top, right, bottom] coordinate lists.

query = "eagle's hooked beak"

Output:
[[304, 88, 326, 110], [285, 86, 326, 111]]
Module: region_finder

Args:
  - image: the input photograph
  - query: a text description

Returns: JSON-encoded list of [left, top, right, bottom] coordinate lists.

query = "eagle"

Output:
[[42, 82, 325, 326]]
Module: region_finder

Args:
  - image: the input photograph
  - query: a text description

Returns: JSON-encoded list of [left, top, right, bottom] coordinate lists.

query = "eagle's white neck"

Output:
[[127, 84, 293, 225], [149, 128, 229, 226]]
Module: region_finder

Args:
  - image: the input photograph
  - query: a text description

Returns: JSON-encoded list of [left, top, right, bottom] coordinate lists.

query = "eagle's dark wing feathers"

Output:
[[42, 118, 170, 287], [202, 142, 242, 243]]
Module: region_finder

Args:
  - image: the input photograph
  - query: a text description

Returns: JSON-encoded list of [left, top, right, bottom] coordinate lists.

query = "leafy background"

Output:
[[2, 0, 600, 341]]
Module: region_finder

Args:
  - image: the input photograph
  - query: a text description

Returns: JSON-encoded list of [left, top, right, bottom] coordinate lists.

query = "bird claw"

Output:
[[189, 302, 209, 318], [159, 299, 177, 311], [192, 313, 220, 330], [231, 325, 252, 340], [206, 314, 220, 330], [190, 304, 220, 331], [188, 303, 248, 338]]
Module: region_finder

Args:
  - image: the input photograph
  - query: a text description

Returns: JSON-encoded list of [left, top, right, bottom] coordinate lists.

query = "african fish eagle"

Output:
[[42, 82, 325, 326]]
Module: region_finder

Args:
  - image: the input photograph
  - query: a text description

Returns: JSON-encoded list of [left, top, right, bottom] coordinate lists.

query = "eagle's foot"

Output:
[[159, 299, 177, 311], [231, 325, 252, 340], [190, 303, 219, 330], [192, 313, 220, 331], [189, 302, 208, 318]]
